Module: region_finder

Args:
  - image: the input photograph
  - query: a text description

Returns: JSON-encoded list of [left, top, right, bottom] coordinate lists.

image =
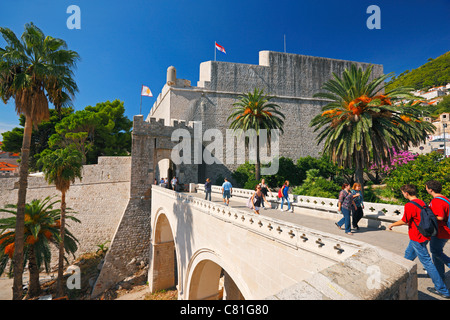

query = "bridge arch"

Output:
[[148, 207, 181, 294], [184, 249, 249, 300]]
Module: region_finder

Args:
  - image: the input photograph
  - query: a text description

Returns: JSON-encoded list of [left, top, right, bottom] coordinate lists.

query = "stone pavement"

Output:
[[191, 191, 450, 300], [0, 278, 12, 300]]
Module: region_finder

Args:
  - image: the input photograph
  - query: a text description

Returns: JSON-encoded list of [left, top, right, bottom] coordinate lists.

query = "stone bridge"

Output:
[[90, 112, 420, 300], [147, 185, 417, 300]]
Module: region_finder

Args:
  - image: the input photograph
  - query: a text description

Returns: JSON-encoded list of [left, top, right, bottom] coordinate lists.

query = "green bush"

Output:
[[232, 157, 301, 189], [231, 162, 255, 188], [385, 152, 450, 204], [262, 157, 301, 188], [296, 155, 337, 183], [232, 155, 354, 191], [292, 169, 342, 198], [363, 185, 402, 204]]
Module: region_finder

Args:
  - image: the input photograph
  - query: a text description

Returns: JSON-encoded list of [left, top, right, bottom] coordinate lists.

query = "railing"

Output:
[[153, 185, 366, 262], [196, 184, 404, 223]]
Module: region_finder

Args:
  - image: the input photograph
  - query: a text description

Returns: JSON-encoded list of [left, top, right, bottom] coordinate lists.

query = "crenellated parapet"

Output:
[[133, 115, 195, 137]]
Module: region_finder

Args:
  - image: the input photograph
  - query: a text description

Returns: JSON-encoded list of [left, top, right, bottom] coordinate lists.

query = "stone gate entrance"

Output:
[[91, 115, 198, 297]]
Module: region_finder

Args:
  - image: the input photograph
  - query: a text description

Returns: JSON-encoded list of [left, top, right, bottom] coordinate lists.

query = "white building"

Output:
[[409, 113, 450, 157]]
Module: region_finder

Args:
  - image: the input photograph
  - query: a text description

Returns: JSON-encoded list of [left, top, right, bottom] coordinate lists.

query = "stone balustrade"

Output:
[[196, 184, 407, 233], [157, 185, 363, 262], [152, 185, 417, 300]]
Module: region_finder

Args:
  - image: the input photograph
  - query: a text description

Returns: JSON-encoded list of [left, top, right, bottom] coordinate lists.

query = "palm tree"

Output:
[[310, 64, 435, 188], [0, 23, 79, 299], [0, 197, 79, 298], [228, 88, 285, 181], [37, 147, 83, 297]]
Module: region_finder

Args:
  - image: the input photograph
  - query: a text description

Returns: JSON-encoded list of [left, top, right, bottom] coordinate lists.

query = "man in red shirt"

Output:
[[388, 184, 450, 299], [426, 180, 450, 282]]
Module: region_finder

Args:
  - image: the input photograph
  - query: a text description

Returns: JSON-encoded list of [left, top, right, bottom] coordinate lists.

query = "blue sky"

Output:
[[0, 0, 449, 135]]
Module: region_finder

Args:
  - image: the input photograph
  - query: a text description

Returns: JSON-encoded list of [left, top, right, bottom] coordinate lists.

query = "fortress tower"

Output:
[[146, 51, 383, 183]]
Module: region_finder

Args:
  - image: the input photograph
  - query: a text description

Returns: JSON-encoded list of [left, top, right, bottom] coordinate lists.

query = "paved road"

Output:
[[192, 192, 450, 300]]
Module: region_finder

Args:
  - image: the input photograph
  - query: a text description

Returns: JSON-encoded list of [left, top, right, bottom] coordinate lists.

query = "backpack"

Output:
[[435, 197, 450, 229], [277, 187, 283, 199], [409, 201, 439, 237]]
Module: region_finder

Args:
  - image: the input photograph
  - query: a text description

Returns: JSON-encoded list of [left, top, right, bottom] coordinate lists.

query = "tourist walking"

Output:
[[336, 183, 355, 235], [351, 183, 364, 230], [250, 185, 271, 215], [205, 178, 212, 201], [279, 180, 293, 212], [171, 176, 178, 191], [388, 184, 450, 299], [222, 178, 233, 206], [426, 180, 450, 282], [259, 178, 273, 210]]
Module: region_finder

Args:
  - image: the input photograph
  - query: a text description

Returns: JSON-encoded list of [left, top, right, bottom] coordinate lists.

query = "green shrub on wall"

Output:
[[291, 169, 342, 198]]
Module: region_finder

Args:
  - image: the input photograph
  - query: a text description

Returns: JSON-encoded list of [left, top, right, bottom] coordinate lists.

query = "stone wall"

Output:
[[0, 156, 131, 267]]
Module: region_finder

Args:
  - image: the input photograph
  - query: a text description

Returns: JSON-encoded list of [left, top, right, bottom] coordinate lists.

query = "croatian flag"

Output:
[[215, 42, 226, 54]]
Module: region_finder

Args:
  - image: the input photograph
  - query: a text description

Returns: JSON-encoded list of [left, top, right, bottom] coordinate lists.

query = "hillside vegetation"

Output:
[[386, 51, 450, 91]]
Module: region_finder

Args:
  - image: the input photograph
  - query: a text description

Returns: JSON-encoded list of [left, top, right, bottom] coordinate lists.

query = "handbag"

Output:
[[247, 193, 256, 209]]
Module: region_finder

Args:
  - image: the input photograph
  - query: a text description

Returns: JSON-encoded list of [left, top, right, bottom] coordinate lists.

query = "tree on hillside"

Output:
[[310, 64, 435, 191], [386, 51, 450, 91], [228, 89, 285, 181], [0, 23, 79, 299], [38, 147, 83, 297]]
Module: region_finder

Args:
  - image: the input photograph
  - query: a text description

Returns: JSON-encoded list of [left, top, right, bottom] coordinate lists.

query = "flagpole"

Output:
[[140, 84, 143, 115], [214, 41, 216, 61]]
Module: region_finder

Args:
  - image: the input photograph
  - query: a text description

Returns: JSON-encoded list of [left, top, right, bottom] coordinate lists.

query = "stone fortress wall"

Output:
[[148, 51, 384, 182], [0, 157, 131, 266]]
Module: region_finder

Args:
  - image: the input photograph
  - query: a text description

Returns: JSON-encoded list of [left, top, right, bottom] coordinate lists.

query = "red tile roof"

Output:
[[0, 161, 19, 171]]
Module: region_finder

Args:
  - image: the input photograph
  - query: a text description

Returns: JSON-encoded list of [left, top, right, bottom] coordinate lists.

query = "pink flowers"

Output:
[[370, 148, 417, 174]]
